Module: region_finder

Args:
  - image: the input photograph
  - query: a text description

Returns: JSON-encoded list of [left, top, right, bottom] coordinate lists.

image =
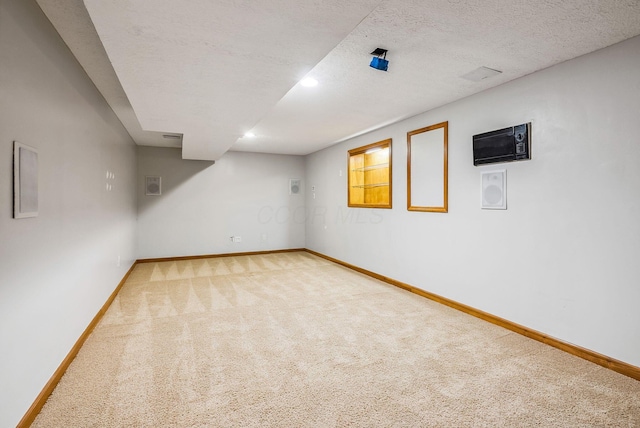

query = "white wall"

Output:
[[0, 0, 137, 426], [305, 36, 640, 368], [137, 147, 305, 258], [2, 2, 638, 424]]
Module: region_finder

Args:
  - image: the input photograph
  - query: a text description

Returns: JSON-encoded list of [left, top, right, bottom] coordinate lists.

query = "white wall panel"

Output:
[[305, 35, 640, 368], [137, 148, 306, 258], [0, 1, 137, 426]]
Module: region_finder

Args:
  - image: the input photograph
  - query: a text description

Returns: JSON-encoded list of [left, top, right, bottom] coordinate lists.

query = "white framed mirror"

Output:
[[407, 121, 448, 212]]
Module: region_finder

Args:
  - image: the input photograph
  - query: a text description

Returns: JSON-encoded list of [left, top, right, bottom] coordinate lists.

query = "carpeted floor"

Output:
[[33, 251, 640, 427]]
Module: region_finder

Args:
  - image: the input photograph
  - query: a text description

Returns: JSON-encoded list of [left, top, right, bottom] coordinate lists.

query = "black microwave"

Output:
[[473, 123, 531, 166]]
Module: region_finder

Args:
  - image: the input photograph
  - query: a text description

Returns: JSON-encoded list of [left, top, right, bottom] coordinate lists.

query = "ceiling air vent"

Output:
[[461, 66, 502, 82]]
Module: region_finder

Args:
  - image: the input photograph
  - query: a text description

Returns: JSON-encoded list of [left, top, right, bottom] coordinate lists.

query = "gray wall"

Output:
[[0, 0, 137, 426], [305, 36, 640, 368], [137, 147, 306, 259]]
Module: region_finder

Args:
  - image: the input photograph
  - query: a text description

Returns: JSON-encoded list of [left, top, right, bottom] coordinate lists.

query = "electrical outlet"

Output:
[[233, 236, 242, 243]]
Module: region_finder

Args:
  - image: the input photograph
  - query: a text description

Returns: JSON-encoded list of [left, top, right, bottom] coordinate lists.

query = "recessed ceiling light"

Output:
[[244, 132, 256, 138], [300, 77, 318, 87]]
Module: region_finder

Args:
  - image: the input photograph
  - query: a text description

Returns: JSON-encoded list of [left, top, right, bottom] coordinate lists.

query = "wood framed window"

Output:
[[348, 138, 392, 208]]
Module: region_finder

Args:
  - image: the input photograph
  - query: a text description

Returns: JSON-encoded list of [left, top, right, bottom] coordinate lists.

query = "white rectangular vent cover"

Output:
[[462, 66, 502, 82]]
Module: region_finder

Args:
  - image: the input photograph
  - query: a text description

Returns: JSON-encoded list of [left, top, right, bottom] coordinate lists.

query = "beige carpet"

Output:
[[33, 251, 640, 427]]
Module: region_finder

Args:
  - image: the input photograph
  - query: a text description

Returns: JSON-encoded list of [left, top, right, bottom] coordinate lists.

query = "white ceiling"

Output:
[[37, 0, 640, 160]]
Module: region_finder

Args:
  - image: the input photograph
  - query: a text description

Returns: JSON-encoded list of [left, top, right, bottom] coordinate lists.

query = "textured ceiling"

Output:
[[37, 0, 640, 160]]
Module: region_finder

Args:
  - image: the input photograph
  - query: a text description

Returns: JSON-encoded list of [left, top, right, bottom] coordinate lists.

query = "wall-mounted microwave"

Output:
[[473, 123, 531, 166]]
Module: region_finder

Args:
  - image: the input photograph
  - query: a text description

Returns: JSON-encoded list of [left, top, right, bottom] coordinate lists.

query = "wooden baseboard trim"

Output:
[[304, 248, 640, 382], [137, 248, 306, 264], [17, 262, 139, 428]]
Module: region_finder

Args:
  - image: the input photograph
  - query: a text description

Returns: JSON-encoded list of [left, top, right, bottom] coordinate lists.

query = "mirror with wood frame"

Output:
[[407, 121, 448, 212]]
